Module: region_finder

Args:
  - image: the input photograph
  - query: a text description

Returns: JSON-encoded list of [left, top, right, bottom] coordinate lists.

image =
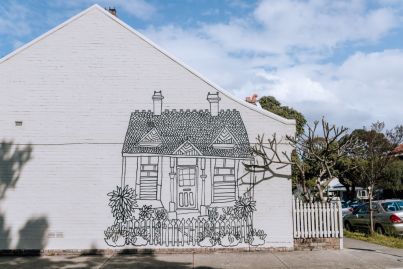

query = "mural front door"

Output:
[[177, 166, 197, 209]]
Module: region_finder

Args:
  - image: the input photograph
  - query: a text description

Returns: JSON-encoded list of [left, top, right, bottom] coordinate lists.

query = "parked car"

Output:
[[344, 200, 403, 236], [347, 200, 365, 210], [341, 202, 354, 217]]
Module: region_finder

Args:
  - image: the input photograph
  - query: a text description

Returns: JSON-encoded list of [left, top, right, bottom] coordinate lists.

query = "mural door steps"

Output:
[[105, 91, 267, 248]]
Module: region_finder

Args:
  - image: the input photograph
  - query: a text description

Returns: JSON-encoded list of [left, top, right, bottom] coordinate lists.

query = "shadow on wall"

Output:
[[0, 141, 32, 199], [0, 141, 50, 254], [0, 214, 11, 249], [0, 141, 218, 267], [16, 217, 49, 250]]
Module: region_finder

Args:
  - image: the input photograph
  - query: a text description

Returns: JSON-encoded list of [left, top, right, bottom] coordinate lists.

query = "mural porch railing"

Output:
[[111, 217, 254, 247]]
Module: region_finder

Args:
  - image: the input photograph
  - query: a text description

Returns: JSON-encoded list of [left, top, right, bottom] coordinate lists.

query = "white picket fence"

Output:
[[292, 197, 343, 239]]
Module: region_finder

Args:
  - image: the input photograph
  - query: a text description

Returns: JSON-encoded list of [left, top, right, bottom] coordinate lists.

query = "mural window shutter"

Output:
[[139, 156, 159, 200], [213, 159, 236, 203]]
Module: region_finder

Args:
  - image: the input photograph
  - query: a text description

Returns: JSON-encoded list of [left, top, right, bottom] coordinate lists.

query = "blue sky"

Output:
[[1, 0, 402, 130]]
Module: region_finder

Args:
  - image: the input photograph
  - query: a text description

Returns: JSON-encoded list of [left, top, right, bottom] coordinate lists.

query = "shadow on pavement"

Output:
[[0, 252, 218, 269]]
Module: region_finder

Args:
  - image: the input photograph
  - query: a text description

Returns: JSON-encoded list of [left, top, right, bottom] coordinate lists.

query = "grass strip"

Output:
[[344, 230, 403, 249]]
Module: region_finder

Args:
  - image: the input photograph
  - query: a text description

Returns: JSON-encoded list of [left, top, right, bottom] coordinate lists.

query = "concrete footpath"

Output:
[[0, 239, 402, 269]]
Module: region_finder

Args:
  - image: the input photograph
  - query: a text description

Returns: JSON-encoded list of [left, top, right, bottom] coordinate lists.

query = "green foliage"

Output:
[[381, 160, 403, 191], [259, 96, 307, 136], [348, 124, 398, 189], [334, 122, 403, 196], [108, 185, 137, 222]]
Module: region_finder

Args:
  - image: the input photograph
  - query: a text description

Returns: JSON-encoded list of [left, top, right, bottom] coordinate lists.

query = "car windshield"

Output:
[[381, 201, 403, 212]]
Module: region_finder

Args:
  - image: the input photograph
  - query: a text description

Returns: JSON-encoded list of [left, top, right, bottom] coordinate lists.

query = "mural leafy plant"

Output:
[[234, 196, 256, 220], [108, 185, 137, 222]]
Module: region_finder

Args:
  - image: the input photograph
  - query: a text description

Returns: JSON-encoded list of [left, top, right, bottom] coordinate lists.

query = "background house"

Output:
[[326, 178, 369, 201], [0, 5, 295, 250]]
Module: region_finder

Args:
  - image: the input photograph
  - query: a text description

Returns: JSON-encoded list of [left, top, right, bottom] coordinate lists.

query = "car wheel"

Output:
[[344, 221, 353, 231], [375, 225, 385, 235]]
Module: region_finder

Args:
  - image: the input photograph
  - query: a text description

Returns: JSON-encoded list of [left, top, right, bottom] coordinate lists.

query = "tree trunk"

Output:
[[351, 185, 356, 201], [316, 179, 326, 202], [369, 186, 374, 234], [301, 183, 311, 202]]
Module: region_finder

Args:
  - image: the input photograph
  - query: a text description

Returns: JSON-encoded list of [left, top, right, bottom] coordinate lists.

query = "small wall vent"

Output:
[[15, 121, 23, 126], [48, 231, 64, 238]]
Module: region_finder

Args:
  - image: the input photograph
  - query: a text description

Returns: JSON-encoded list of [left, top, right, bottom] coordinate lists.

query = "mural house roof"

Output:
[[122, 109, 252, 159]]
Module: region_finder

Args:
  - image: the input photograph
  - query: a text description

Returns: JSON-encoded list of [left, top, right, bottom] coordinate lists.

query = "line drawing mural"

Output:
[[104, 91, 267, 248]]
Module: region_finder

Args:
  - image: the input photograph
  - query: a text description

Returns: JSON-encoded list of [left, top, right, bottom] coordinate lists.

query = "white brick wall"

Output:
[[0, 6, 295, 250]]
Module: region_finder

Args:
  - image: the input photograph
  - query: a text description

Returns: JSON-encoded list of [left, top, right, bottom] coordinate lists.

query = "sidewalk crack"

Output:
[[273, 253, 290, 269], [98, 253, 115, 269]]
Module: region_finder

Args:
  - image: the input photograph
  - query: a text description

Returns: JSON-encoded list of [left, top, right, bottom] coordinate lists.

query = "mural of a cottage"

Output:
[[123, 91, 250, 213], [0, 5, 295, 251]]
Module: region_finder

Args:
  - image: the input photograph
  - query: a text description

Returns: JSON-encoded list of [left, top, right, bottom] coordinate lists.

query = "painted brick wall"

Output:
[[0, 6, 295, 250]]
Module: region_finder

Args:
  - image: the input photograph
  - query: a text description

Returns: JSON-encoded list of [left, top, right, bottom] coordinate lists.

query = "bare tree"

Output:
[[244, 118, 355, 202]]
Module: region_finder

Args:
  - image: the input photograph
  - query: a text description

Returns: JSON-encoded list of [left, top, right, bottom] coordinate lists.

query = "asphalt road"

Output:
[[0, 238, 402, 269]]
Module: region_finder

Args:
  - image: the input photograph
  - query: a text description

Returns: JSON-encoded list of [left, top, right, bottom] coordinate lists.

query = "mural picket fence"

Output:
[[122, 217, 250, 247], [292, 197, 343, 239]]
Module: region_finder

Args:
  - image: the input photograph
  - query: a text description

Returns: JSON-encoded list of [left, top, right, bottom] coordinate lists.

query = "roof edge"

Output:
[[0, 4, 296, 126]]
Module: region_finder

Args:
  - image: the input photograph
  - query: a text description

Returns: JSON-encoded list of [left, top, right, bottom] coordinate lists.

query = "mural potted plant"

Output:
[[198, 223, 220, 247], [219, 230, 241, 247], [233, 196, 268, 245], [126, 205, 155, 246], [246, 228, 267, 246], [104, 185, 137, 247], [198, 208, 220, 247], [126, 227, 149, 246], [153, 208, 168, 245]]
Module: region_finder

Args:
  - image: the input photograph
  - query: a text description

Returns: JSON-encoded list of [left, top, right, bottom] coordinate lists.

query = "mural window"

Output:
[[140, 156, 158, 177], [178, 167, 196, 186], [214, 159, 235, 182]]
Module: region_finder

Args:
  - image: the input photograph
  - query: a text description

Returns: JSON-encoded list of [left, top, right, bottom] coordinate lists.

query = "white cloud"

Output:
[[327, 50, 403, 127], [199, 0, 399, 59]]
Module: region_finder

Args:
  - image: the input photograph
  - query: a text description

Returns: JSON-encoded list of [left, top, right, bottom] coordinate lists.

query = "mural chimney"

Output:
[[152, 91, 164, 116], [207, 92, 221, 116]]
